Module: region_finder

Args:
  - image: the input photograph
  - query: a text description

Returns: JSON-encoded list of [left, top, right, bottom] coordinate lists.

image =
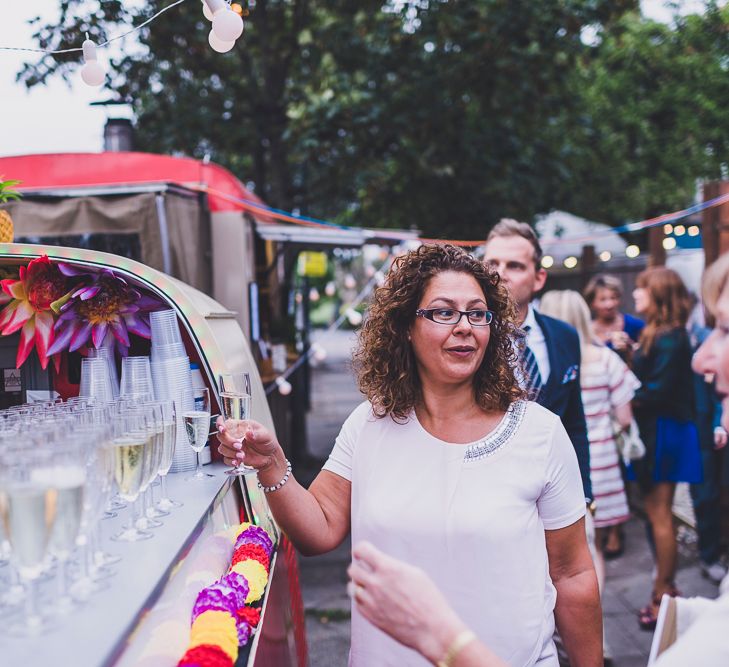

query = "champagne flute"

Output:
[[183, 388, 213, 480], [219, 372, 256, 476], [156, 400, 182, 510], [110, 412, 153, 542]]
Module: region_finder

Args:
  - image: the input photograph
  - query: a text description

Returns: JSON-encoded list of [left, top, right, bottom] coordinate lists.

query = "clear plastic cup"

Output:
[[120, 356, 155, 400], [87, 346, 119, 398], [79, 358, 115, 403], [149, 310, 183, 347], [150, 342, 187, 361]]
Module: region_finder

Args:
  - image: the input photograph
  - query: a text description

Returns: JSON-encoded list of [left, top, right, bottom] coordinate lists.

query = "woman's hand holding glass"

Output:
[[216, 418, 283, 479]]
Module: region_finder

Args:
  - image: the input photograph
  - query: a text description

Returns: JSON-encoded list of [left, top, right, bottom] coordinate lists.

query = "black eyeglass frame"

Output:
[[415, 308, 495, 327]]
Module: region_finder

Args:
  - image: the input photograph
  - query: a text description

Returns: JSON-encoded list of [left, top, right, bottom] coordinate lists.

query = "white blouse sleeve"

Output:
[[321, 401, 371, 482], [537, 416, 586, 530], [606, 348, 641, 409]]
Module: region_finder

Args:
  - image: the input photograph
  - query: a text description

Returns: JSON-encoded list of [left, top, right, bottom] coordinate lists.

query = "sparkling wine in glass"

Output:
[[219, 372, 257, 476], [156, 400, 182, 511], [184, 387, 213, 480], [110, 413, 153, 542]]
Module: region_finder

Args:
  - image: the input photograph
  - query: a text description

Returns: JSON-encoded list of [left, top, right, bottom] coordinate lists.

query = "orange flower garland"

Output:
[[177, 523, 274, 667]]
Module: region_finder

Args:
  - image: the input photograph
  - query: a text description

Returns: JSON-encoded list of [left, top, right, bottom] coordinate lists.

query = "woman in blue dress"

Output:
[[630, 267, 703, 630]]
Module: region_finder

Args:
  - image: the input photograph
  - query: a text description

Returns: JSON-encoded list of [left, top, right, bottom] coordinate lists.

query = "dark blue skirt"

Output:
[[628, 417, 703, 484]]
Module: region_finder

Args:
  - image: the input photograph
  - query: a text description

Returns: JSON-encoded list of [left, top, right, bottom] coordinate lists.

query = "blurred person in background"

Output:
[[584, 274, 645, 361], [687, 295, 729, 585], [629, 267, 703, 630], [484, 219, 592, 504], [540, 289, 640, 663], [584, 275, 645, 559]]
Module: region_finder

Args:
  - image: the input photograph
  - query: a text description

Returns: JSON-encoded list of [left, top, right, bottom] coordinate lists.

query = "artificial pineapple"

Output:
[[0, 178, 20, 243]]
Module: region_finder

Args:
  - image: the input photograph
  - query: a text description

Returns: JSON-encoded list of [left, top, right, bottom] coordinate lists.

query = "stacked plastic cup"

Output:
[[120, 357, 155, 400], [150, 310, 186, 361], [79, 358, 116, 403], [148, 309, 197, 472], [87, 343, 119, 399]]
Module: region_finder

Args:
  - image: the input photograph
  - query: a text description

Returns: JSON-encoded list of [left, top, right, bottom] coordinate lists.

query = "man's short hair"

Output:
[[486, 218, 543, 269]]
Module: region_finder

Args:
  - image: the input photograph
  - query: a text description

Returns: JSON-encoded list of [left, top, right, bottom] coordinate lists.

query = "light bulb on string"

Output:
[[208, 29, 235, 53], [275, 376, 292, 396], [311, 343, 327, 363], [346, 308, 363, 327], [205, 0, 245, 41], [80, 38, 105, 87], [202, 0, 215, 21]]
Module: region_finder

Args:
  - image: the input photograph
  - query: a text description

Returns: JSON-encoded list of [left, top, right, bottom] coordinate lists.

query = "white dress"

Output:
[[580, 346, 640, 528], [323, 400, 585, 667]]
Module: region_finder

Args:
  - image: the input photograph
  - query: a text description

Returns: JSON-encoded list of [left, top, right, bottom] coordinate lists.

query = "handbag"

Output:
[[613, 418, 646, 465]]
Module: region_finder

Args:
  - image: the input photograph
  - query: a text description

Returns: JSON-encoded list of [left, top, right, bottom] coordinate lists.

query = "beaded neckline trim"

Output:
[[463, 400, 527, 462]]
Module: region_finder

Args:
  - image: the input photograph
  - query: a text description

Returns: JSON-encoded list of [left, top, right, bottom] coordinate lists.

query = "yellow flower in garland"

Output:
[[189, 611, 238, 661], [230, 560, 268, 604]]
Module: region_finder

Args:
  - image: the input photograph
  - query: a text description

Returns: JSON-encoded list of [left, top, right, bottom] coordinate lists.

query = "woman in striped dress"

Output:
[[540, 291, 640, 595]]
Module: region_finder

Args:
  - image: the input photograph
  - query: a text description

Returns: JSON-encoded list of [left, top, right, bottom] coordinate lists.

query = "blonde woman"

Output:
[[539, 291, 640, 598]]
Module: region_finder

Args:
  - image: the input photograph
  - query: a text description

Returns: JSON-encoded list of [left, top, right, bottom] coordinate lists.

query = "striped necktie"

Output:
[[520, 326, 543, 402]]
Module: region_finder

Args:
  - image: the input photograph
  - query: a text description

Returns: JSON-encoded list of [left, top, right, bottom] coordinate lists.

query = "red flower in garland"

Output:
[[0, 256, 72, 369], [178, 644, 234, 667], [231, 543, 270, 570]]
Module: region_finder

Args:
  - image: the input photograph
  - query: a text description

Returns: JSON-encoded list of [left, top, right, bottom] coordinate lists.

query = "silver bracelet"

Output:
[[257, 459, 293, 494]]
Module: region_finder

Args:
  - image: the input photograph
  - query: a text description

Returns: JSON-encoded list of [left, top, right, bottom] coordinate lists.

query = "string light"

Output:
[[674, 224, 686, 236], [541, 255, 554, 268], [563, 256, 578, 269], [275, 376, 292, 396], [208, 30, 235, 53], [662, 237, 677, 250], [202, 0, 215, 21], [205, 0, 245, 41], [688, 225, 700, 237], [663, 223, 673, 235], [626, 245, 640, 258], [0, 0, 249, 87], [599, 250, 611, 262], [80, 38, 105, 87]]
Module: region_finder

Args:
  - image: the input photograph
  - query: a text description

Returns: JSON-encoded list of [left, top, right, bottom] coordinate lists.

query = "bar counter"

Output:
[[2, 464, 259, 667]]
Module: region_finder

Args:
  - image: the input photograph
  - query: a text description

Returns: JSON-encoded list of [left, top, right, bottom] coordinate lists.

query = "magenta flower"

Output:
[[0, 256, 72, 369], [48, 266, 161, 356]]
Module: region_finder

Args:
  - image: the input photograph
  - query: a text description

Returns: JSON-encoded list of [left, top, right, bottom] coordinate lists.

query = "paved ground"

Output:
[[297, 330, 724, 667]]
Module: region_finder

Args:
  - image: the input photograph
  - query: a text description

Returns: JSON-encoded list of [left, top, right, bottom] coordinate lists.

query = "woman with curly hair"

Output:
[[629, 267, 703, 630], [217, 244, 601, 666]]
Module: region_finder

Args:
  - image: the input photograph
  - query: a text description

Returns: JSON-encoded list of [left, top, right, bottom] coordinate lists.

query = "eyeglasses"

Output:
[[415, 308, 495, 327]]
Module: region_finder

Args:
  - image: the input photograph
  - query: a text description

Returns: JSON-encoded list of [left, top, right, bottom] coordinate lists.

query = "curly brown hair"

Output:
[[636, 266, 690, 354], [353, 244, 524, 420]]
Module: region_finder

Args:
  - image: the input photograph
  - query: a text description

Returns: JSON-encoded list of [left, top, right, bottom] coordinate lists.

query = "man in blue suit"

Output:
[[484, 219, 592, 504]]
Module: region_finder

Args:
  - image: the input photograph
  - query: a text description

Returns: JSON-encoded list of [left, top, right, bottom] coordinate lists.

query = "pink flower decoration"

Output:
[[0, 256, 72, 369]]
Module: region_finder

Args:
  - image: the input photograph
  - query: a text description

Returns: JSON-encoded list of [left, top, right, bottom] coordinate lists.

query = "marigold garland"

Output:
[[177, 522, 274, 667]]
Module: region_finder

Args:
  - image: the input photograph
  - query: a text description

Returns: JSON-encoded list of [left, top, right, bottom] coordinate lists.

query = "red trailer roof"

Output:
[[0, 152, 264, 212]]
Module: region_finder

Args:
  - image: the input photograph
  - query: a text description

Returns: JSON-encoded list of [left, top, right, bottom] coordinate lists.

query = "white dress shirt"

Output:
[[524, 303, 551, 385]]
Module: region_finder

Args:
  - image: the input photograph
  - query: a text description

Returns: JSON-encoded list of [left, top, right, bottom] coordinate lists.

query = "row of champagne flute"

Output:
[[0, 395, 183, 636]]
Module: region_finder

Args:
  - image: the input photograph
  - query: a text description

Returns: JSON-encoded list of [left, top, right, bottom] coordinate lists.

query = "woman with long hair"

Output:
[[217, 244, 602, 665], [630, 267, 703, 630]]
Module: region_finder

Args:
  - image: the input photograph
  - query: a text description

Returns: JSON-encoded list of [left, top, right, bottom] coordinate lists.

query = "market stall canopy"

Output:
[[255, 221, 420, 248], [0, 153, 270, 315], [0, 152, 266, 213], [535, 210, 628, 261]]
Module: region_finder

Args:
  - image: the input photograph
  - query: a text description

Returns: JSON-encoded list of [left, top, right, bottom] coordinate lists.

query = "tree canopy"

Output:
[[17, 0, 729, 238]]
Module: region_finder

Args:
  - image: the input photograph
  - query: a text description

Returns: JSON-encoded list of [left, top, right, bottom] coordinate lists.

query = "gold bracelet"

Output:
[[436, 630, 477, 667]]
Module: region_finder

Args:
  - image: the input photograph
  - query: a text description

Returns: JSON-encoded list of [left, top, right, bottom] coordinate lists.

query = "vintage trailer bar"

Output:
[[0, 244, 307, 666]]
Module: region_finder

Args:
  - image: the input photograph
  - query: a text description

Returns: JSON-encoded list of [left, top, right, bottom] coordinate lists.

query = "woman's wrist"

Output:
[[255, 448, 288, 486], [420, 617, 469, 665]]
